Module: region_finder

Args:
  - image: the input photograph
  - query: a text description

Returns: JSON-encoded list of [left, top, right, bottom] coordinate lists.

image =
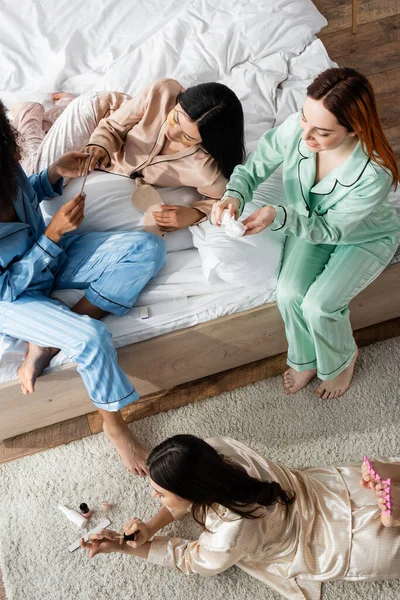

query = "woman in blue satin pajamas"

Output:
[[0, 100, 165, 476]]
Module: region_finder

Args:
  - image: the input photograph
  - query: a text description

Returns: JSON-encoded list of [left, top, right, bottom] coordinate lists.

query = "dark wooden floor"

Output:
[[1, 2, 399, 597]]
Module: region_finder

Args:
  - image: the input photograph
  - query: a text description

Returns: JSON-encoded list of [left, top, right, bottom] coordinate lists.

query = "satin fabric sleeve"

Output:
[[193, 167, 228, 222], [28, 168, 64, 203], [147, 535, 245, 577], [257, 572, 322, 600], [87, 79, 169, 159], [0, 232, 62, 302], [269, 172, 393, 244], [0, 170, 63, 301], [222, 113, 299, 213], [147, 536, 320, 599]]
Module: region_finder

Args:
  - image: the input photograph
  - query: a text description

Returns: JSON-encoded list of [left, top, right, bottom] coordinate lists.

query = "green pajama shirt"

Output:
[[224, 112, 400, 380]]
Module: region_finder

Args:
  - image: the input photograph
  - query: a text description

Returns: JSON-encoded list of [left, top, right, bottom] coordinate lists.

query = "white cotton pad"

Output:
[[221, 210, 246, 238]]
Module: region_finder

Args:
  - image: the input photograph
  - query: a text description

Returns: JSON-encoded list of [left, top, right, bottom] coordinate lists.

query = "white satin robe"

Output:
[[147, 437, 400, 600]]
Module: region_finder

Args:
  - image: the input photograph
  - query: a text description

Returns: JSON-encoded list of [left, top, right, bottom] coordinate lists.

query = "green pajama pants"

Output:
[[275, 236, 395, 380]]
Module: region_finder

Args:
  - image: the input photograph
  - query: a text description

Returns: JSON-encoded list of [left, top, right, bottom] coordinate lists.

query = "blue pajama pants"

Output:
[[275, 236, 395, 380], [0, 231, 165, 411]]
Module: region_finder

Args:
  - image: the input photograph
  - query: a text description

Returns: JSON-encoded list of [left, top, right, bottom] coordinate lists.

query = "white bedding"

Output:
[[0, 0, 337, 383]]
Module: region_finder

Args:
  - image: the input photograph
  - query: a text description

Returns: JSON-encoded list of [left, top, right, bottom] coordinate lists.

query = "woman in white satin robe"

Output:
[[81, 435, 400, 600]]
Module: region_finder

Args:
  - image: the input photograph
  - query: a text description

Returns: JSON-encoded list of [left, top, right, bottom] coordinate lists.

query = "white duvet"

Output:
[[0, 0, 335, 382]]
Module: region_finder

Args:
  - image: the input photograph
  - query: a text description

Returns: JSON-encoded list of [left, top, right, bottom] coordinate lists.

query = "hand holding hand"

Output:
[[82, 145, 110, 173], [242, 206, 276, 236], [211, 196, 240, 226], [47, 151, 90, 183], [152, 205, 203, 231], [121, 518, 151, 548], [45, 193, 85, 243]]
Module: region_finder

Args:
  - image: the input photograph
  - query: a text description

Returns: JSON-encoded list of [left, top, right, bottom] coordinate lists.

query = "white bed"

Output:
[[1, 0, 398, 389]]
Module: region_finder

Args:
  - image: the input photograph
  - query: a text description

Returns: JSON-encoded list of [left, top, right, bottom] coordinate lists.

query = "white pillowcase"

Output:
[[40, 171, 200, 253], [190, 169, 287, 289]]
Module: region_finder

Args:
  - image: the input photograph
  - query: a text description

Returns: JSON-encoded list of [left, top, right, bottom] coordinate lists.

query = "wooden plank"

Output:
[[369, 67, 400, 101], [84, 313, 400, 434], [376, 94, 400, 130], [334, 40, 400, 77], [87, 351, 290, 434], [313, 0, 399, 35], [385, 124, 400, 156], [378, 13, 400, 42], [0, 415, 91, 464], [318, 21, 389, 60], [1, 263, 400, 441], [2, 313, 400, 460]]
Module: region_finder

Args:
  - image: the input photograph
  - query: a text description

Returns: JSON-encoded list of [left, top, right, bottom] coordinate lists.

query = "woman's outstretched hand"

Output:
[[211, 196, 240, 226], [80, 533, 121, 558], [82, 145, 110, 173], [47, 151, 90, 183], [152, 205, 203, 231], [242, 206, 276, 236]]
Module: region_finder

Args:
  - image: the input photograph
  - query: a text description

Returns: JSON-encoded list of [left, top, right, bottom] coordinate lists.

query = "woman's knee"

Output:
[[275, 279, 304, 311], [141, 233, 166, 274], [73, 318, 112, 356], [301, 294, 334, 326]]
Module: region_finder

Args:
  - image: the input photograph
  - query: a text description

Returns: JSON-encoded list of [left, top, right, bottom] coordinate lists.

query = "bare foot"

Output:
[[18, 343, 59, 394], [51, 92, 76, 104], [375, 480, 400, 527], [283, 367, 317, 395], [315, 348, 358, 400], [361, 458, 400, 490], [103, 420, 149, 477]]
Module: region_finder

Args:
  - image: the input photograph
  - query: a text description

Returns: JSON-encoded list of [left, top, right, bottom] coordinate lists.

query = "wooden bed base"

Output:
[[1, 262, 400, 441]]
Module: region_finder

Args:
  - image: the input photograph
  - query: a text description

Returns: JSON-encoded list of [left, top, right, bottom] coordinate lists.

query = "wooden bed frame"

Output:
[[1, 261, 400, 441]]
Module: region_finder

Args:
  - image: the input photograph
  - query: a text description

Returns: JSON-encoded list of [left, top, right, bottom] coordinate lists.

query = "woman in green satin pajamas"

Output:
[[212, 67, 400, 400]]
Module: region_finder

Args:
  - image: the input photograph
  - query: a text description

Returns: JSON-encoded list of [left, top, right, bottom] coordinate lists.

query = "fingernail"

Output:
[[82, 192, 86, 198]]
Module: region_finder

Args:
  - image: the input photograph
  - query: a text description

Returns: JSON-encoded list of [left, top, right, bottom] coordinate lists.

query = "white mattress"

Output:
[[0, 0, 354, 383]]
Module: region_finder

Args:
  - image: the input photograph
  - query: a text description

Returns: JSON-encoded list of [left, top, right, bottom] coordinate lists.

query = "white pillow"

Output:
[[40, 171, 200, 253], [190, 169, 287, 289]]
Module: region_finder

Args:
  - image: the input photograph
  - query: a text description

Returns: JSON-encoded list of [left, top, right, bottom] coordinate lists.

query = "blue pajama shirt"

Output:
[[0, 166, 166, 411]]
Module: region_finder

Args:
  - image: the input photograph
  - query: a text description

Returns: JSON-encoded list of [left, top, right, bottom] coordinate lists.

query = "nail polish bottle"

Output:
[[101, 501, 112, 514], [123, 531, 137, 541], [79, 503, 92, 518], [58, 505, 87, 529]]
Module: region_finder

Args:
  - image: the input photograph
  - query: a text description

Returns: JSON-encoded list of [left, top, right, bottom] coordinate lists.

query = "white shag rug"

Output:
[[1, 338, 400, 600]]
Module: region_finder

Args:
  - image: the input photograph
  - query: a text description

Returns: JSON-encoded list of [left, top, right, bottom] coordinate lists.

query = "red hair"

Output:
[[307, 68, 399, 190]]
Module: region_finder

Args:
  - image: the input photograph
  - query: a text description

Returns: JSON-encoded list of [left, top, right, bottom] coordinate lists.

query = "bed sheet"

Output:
[[0, 0, 334, 383]]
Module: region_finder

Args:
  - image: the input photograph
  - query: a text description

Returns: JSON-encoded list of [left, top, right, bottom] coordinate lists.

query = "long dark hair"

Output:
[[147, 435, 295, 530], [0, 100, 21, 210], [177, 83, 245, 179], [307, 67, 399, 189]]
